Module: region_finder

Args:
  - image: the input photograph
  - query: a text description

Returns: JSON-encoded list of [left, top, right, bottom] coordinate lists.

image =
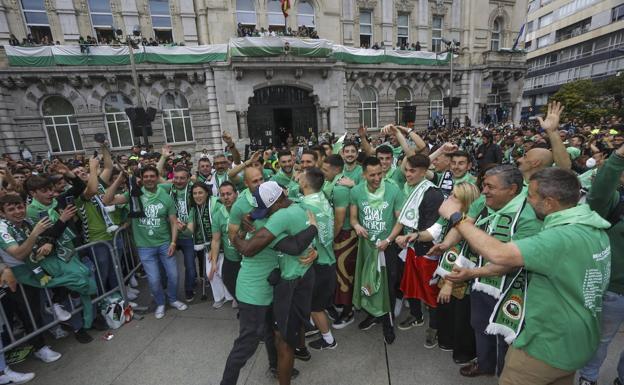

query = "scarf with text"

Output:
[[398, 179, 435, 230]]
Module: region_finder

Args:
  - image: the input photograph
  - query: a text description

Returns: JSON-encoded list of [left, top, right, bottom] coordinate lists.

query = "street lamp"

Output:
[[442, 38, 461, 129]]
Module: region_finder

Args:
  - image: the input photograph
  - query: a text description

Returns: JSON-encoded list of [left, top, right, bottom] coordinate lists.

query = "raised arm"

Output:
[[157, 145, 173, 183], [83, 157, 100, 200], [358, 126, 374, 156], [102, 172, 129, 206], [99, 142, 114, 184], [539, 101, 571, 170], [223, 131, 241, 165]]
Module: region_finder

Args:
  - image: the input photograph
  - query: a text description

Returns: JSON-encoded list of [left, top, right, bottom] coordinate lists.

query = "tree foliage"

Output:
[[548, 75, 623, 124]]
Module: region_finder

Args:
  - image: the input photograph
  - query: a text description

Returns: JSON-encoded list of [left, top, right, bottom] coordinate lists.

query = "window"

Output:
[[491, 18, 501, 51], [432, 16, 443, 52], [236, 0, 256, 27], [88, 0, 114, 43], [297, 1, 315, 27], [592, 62, 607, 76], [397, 13, 409, 46], [395, 87, 413, 125], [359, 10, 372, 48], [267, 0, 285, 31], [104, 94, 135, 148], [527, 21, 534, 33], [538, 12, 553, 29], [555, 18, 591, 42], [21, 0, 52, 43], [358, 87, 378, 129], [537, 34, 550, 48], [161, 91, 193, 143], [42, 97, 83, 153], [613, 4, 624, 22], [150, 0, 172, 42], [428, 88, 443, 120]]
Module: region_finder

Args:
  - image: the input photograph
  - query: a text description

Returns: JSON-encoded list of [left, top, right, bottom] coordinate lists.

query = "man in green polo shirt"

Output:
[[341, 142, 363, 185], [271, 150, 300, 199], [350, 156, 405, 344], [376, 145, 406, 188], [450, 150, 477, 186], [440, 167, 611, 385]]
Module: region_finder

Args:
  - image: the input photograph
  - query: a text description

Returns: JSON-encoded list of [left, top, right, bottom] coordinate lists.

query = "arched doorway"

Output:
[[247, 86, 318, 148]]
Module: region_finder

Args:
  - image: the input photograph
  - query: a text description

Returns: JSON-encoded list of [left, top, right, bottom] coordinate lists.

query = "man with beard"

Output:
[[350, 157, 405, 344], [449, 151, 477, 186], [271, 150, 300, 199], [300, 150, 318, 171], [193, 157, 212, 185], [442, 168, 611, 385], [341, 142, 363, 185]]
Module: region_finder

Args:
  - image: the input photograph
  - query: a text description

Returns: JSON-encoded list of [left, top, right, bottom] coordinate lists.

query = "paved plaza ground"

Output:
[[10, 273, 624, 385]]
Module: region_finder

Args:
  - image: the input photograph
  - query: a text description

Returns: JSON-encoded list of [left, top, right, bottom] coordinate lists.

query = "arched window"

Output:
[[104, 93, 135, 148], [395, 87, 413, 125], [297, 1, 315, 27], [428, 88, 444, 120], [358, 87, 378, 129], [236, 0, 256, 27], [42, 96, 83, 153], [491, 18, 501, 51], [161, 91, 193, 143]]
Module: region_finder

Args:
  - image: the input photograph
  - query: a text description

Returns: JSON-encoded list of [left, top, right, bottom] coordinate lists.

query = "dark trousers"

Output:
[[409, 298, 438, 329], [222, 258, 241, 300], [381, 244, 400, 331], [470, 291, 508, 375], [1, 285, 45, 350], [220, 302, 278, 385], [438, 295, 476, 361]]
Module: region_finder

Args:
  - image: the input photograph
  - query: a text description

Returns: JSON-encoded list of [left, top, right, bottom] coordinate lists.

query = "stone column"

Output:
[[342, 0, 355, 45], [193, 0, 209, 44], [380, 0, 393, 47], [237, 110, 248, 139]]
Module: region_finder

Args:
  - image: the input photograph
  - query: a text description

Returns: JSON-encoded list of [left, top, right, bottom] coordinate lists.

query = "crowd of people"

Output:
[[8, 33, 180, 51], [0, 102, 622, 385], [236, 24, 320, 39]]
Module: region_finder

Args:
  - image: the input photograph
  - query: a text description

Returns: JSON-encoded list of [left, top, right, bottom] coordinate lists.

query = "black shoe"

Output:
[[308, 336, 337, 351], [397, 315, 424, 330], [304, 323, 319, 338], [613, 378, 622, 385], [383, 328, 396, 345], [326, 306, 340, 321], [438, 343, 453, 352], [424, 328, 438, 349], [332, 311, 355, 329], [294, 346, 311, 361], [90, 315, 109, 331], [269, 367, 300, 379], [453, 357, 475, 366], [185, 290, 195, 302], [357, 315, 379, 331], [74, 328, 93, 344]]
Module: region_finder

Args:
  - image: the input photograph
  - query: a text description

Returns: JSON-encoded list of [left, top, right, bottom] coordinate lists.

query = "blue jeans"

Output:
[[579, 291, 624, 382], [137, 244, 179, 306], [177, 238, 198, 293], [90, 241, 120, 293]]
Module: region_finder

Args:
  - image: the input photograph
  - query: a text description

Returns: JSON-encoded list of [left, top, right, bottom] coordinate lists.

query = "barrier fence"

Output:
[[0, 228, 138, 353]]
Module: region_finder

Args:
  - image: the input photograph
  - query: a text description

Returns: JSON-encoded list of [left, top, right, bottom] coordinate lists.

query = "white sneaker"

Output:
[[129, 275, 139, 287], [126, 290, 138, 300], [155, 305, 165, 319], [0, 367, 35, 384], [48, 303, 71, 322], [48, 325, 68, 340], [232, 299, 238, 309], [212, 299, 225, 309], [34, 346, 61, 363], [170, 301, 188, 311], [394, 298, 404, 318], [126, 286, 140, 295]]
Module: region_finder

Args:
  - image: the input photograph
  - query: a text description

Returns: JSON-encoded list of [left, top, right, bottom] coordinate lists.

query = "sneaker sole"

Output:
[[294, 354, 311, 361], [358, 321, 379, 331], [424, 342, 438, 349], [305, 330, 320, 338], [309, 341, 337, 351], [332, 318, 354, 330]]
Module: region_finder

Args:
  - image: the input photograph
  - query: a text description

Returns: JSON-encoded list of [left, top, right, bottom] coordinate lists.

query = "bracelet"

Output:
[[385, 238, 392, 244], [414, 231, 420, 241]]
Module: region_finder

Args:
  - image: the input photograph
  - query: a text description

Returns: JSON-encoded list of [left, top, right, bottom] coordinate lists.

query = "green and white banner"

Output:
[[4, 38, 449, 67]]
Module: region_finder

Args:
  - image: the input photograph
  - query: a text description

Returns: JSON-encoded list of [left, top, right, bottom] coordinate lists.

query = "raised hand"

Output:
[[60, 205, 78, 222], [222, 131, 234, 146], [32, 218, 52, 236], [537, 101, 564, 134], [358, 125, 368, 138], [161, 144, 174, 158]]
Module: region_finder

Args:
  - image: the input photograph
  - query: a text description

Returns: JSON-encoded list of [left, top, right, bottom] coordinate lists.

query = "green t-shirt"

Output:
[[158, 182, 193, 239], [270, 171, 300, 199], [76, 196, 113, 242], [210, 205, 241, 262], [513, 214, 611, 371], [265, 203, 311, 279], [467, 195, 486, 219], [350, 182, 405, 242], [235, 216, 279, 306], [385, 167, 406, 189], [333, 184, 352, 230], [453, 172, 477, 186], [343, 164, 363, 185], [124, 187, 176, 248], [262, 168, 274, 181], [300, 193, 335, 265], [27, 199, 76, 261], [229, 188, 256, 227]]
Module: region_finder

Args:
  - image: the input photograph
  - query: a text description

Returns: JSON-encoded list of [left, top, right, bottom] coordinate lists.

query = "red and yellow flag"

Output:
[[280, 0, 290, 17]]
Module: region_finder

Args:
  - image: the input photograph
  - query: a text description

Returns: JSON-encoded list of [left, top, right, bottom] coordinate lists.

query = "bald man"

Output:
[[517, 148, 554, 182]]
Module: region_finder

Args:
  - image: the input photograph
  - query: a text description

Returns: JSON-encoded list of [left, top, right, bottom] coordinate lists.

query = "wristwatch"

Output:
[[448, 211, 465, 228]]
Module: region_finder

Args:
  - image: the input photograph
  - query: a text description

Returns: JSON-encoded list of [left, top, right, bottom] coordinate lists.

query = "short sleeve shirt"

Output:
[[265, 204, 312, 280], [124, 187, 176, 248], [350, 182, 405, 242]]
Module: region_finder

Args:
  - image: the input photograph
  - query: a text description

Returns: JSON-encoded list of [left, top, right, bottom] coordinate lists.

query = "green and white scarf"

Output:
[[472, 193, 527, 298], [29, 199, 75, 263], [486, 268, 528, 343], [398, 178, 435, 230], [169, 182, 192, 223], [193, 196, 219, 250], [322, 173, 343, 202], [301, 192, 334, 248], [3, 219, 51, 286], [366, 180, 386, 210]]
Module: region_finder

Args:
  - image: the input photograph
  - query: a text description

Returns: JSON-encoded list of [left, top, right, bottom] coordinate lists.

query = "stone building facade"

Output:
[[0, 0, 528, 158]]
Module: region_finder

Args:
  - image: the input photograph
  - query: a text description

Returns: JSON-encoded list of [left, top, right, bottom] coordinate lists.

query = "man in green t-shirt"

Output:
[[341, 142, 363, 185], [376, 145, 406, 188], [450, 150, 477, 186], [193, 157, 212, 185], [441, 167, 611, 384], [321, 154, 357, 328], [271, 150, 300, 199], [299, 168, 338, 351], [158, 150, 198, 302], [350, 156, 405, 344], [103, 166, 188, 320]]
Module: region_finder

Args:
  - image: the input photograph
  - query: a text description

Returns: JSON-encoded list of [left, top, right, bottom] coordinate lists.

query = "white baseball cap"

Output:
[[251, 181, 284, 220]]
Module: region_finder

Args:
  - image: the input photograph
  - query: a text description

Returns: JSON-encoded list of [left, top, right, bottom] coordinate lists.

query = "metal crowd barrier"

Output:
[[0, 231, 137, 353]]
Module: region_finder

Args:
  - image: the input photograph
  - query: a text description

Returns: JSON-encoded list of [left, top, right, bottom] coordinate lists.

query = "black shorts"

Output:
[[311, 263, 336, 312], [272, 267, 315, 348]]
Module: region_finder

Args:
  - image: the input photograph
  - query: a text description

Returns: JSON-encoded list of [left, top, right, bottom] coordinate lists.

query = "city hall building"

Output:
[[0, 0, 527, 158]]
